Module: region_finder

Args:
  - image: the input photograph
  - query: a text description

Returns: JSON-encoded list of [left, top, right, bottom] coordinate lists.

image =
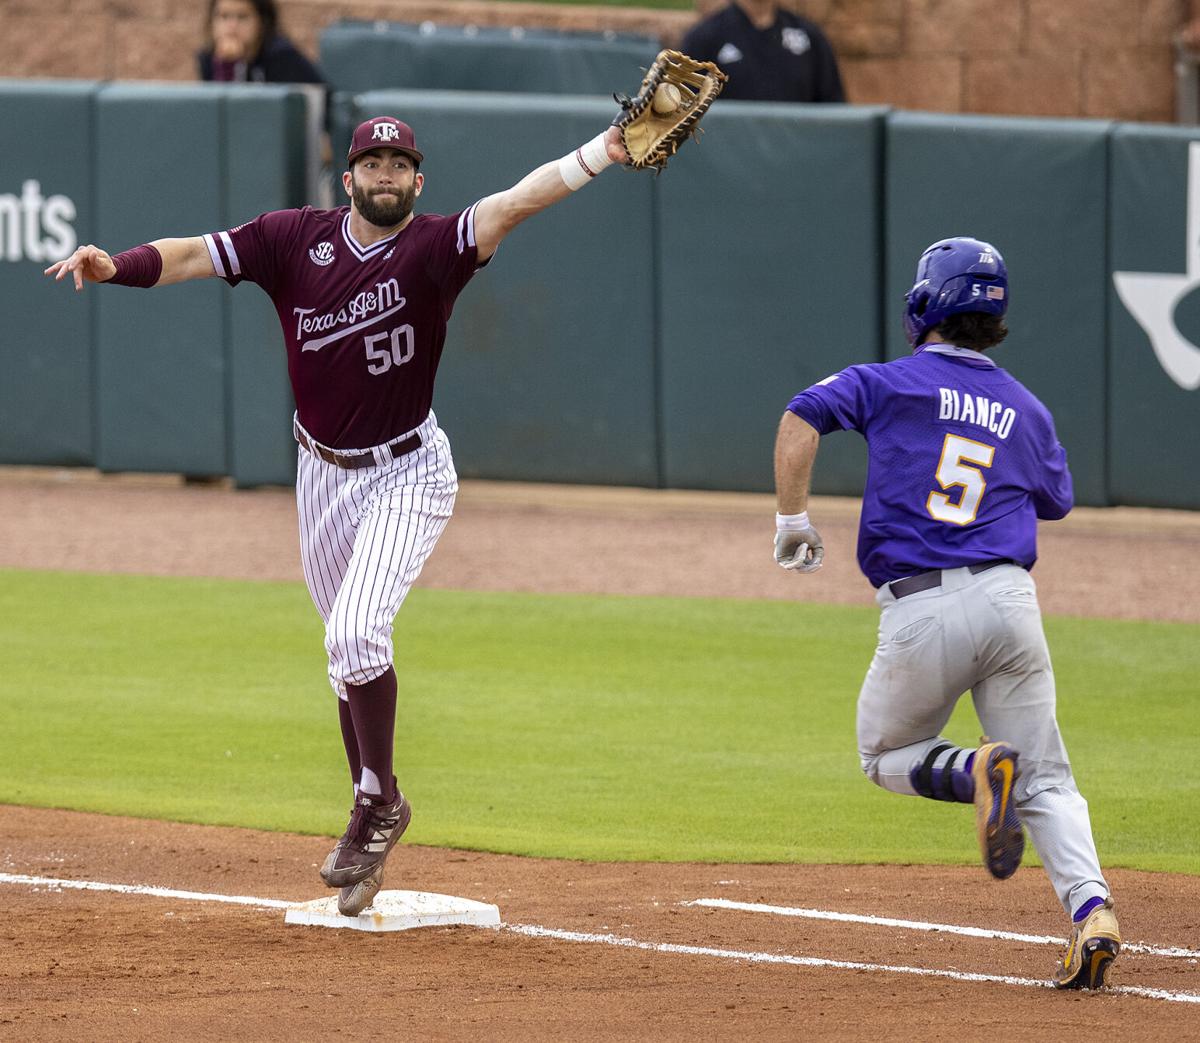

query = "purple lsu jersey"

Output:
[[787, 345, 1072, 588], [204, 204, 484, 449]]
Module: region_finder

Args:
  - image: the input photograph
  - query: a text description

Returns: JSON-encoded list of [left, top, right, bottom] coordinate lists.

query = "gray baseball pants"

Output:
[[856, 563, 1109, 917]]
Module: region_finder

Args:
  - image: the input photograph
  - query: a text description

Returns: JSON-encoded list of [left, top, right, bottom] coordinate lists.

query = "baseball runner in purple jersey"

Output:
[[772, 238, 1121, 989], [46, 115, 632, 917]]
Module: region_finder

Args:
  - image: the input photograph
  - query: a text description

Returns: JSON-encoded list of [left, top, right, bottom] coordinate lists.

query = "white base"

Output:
[[284, 889, 501, 933]]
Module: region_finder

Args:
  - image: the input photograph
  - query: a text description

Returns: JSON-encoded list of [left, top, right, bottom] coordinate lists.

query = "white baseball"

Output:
[[652, 83, 683, 114]]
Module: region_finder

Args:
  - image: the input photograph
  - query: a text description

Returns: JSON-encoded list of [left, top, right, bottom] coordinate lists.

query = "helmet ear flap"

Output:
[[903, 285, 932, 346]]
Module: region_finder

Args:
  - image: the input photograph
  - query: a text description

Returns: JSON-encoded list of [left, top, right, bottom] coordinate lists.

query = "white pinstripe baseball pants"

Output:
[[295, 411, 457, 698]]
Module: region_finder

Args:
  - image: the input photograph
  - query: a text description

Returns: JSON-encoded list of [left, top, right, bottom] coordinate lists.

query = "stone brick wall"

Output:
[[809, 0, 1185, 122], [0, 0, 1189, 122]]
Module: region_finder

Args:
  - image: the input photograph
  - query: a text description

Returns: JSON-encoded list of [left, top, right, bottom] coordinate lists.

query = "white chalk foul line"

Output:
[[4, 874, 1198, 1005], [501, 923, 1200, 1005], [0, 872, 293, 910], [686, 898, 1200, 960]]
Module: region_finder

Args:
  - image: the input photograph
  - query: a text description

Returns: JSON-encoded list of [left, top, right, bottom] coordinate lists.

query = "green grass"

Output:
[[0, 568, 1196, 872]]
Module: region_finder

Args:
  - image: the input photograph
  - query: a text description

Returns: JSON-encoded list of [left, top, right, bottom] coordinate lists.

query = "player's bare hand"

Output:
[[774, 522, 825, 573], [603, 125, 630, 166], [44, 245, 116, 291]]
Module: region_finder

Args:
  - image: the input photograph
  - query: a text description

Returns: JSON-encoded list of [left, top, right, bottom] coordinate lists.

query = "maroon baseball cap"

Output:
[[346, 117, 424, 168]]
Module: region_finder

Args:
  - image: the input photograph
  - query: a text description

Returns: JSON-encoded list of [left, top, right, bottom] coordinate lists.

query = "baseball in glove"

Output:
[[614, 49, 728, 172]]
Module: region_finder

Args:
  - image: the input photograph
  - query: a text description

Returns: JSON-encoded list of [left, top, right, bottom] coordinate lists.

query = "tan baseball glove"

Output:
[[614, 49, 728, 172]]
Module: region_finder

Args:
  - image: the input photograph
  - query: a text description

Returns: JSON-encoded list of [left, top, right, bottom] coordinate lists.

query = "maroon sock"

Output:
[[345, 666, 398, 802], [337, 697, 361, 791]]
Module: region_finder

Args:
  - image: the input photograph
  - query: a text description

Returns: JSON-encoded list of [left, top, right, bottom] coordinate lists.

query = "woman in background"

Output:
[[198, 0, 325, 86]]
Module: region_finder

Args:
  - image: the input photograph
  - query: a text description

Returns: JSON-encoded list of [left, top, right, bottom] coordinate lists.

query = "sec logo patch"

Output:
[[308, 242, 335, 267]]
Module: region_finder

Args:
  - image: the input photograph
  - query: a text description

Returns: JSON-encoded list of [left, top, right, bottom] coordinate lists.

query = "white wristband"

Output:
[[776, 511, 810, 531], [558, 133, 614, 191]]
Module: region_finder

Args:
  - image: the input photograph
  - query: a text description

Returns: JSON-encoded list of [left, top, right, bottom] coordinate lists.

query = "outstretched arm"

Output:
[[471, 126, 628, 262], [773, 410, 825, 573], [44, 236, 215, 291]]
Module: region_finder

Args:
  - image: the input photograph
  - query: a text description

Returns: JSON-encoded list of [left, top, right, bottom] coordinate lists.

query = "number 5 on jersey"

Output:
[[927, 433, 995, 525]]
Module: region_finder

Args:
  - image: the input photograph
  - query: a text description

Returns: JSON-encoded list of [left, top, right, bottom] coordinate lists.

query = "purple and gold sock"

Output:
[[1073, 896, 1106, 923]]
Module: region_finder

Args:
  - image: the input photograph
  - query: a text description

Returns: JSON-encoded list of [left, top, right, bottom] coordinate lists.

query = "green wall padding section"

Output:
[[321, 20, 659, 98], [1109, 125, 1200, 509], [657, 102, 886, 494], [886, 112, 1112, 507], [94, 86, 229, 476], [88, 85, 306, 482], [224, 89, 308, 488], [0, 82, 98, 466], [350, 90, 659, 486]]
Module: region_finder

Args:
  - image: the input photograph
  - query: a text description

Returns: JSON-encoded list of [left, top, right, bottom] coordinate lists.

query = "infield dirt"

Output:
[[1, 470, 1198, 1041]]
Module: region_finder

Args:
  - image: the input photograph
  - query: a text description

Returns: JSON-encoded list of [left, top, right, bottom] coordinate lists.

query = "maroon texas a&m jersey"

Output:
[[203, 203, 484, 449]]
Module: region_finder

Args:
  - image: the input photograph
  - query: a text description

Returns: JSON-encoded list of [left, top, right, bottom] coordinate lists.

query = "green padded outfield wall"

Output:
[[1109, 125, 1200, 509], [657, 103, 886, 494], [224, 89, 307, 488], [93, 85, 307, 481], [95, 86, 229, 476], [5, 83, 1199, 508], [885, 112, 1112, 507], [321, 21, 659, 98], [346, 91, 659, 486], [0, 82, 97, 466]]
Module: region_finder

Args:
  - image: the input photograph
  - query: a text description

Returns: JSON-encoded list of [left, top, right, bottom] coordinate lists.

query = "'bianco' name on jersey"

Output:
[[937, 387, 1016, 440]]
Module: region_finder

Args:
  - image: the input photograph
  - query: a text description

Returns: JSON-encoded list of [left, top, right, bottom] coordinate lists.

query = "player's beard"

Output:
[[352, 179, 417, 228]]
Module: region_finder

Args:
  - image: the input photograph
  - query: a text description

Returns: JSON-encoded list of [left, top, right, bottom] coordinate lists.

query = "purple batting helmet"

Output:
[[903, 237, 1008, 347]]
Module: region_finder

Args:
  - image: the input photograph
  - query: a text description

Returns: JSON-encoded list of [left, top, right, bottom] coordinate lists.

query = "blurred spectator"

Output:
[[199, 0, 333, 203], [680, 0, 845, 103], [198, 0, 325, 85], [1183, 0, 1200, 50]]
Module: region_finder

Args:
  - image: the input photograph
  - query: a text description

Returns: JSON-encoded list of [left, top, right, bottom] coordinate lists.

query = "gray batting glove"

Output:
[[774, 512, 824, 573]]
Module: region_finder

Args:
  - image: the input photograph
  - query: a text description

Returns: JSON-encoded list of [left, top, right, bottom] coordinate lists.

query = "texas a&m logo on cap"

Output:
[[347, 117, 425, 168]]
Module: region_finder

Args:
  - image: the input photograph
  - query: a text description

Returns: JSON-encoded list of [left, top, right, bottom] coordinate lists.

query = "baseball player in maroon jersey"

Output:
[[46, 116, 630, 916]]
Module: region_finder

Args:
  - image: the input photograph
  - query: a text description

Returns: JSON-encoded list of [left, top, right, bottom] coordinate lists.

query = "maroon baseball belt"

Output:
[[295, 427, 422, 470], [889, 558, 1021, 600]]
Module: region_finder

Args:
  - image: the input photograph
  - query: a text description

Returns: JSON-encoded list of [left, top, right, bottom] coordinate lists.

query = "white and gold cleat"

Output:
[[1053, 898, 1121, 990]]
